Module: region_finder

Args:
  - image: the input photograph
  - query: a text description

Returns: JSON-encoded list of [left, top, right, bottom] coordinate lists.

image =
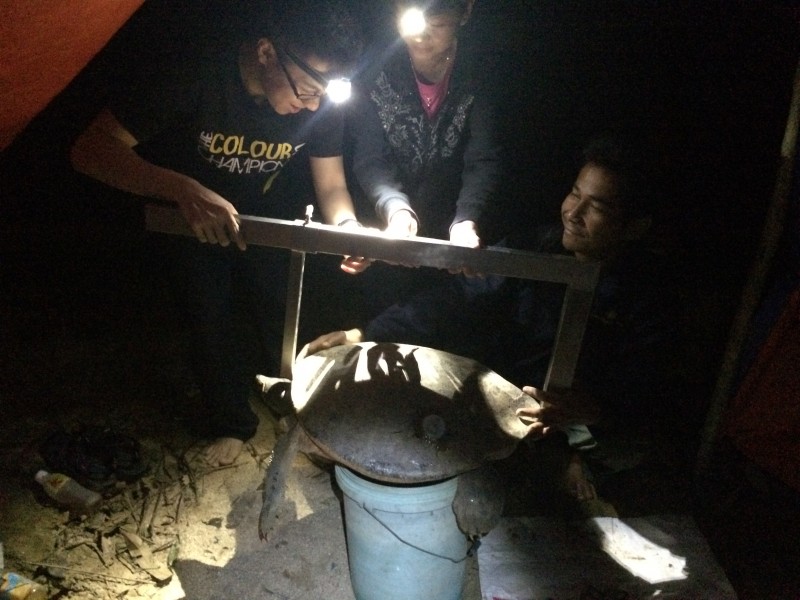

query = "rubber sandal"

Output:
[[39, 429, 115, 490], [78, 426, 148, 482]]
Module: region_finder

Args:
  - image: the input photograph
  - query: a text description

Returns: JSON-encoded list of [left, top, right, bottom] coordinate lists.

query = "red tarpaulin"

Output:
[[0, 0, 144, 151], [725, 286, 800, 492]]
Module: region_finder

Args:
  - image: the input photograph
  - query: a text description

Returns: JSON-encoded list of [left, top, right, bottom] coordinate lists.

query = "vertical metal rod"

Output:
[[544, 286, 596, 391], [281, 250, 306, 379], [544, 285, 598, 449]]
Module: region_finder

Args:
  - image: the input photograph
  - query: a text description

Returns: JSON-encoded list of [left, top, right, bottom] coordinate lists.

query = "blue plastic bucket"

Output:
[[335, 465, 468, 600]]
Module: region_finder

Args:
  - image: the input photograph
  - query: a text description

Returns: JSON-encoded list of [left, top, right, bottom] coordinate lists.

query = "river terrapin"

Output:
[[258, 342, 536, 542]]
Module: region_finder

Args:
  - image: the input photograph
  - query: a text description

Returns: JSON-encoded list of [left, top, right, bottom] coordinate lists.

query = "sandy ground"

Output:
[[0, 209, 488, 600], [0, 393, 482, 600], [0, 311, 482, 600]]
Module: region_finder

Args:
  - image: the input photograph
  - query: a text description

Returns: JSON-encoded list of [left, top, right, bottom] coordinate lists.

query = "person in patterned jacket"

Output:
[[351, 0, 499, 244], [347, 0, 503, 316]]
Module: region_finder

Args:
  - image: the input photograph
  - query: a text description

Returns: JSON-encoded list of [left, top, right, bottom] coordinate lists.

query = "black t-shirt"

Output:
[[110, 49, 344, 217]]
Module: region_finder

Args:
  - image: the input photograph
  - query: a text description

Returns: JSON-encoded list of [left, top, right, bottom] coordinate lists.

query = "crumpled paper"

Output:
[[589, 517, 687, 584]]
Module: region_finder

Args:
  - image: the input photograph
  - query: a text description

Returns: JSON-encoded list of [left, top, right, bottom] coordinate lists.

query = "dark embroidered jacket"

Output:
[[349, 45, 501, 239]]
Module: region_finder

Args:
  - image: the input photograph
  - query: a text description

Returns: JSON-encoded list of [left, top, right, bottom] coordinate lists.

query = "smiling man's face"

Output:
[[560, 162, 627, 261]]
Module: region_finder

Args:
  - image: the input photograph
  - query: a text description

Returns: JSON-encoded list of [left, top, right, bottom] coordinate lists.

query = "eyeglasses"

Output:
[[275, 45, 352, 104], [275, 47, 324, 102]]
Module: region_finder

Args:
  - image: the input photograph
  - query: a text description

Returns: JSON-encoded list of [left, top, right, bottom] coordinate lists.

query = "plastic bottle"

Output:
[[0, 571, 47, 600], [34, 470, 102, 515]]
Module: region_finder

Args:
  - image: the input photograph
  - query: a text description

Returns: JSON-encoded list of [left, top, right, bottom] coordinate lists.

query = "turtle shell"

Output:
[[291, 342, 535, 483]]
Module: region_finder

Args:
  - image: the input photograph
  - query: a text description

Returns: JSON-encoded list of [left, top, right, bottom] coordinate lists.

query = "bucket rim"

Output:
[[335, 465, 458, 513]]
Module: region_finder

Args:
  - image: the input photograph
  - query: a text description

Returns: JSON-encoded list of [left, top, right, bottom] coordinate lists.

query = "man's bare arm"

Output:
[[71, 109, 244, 249]]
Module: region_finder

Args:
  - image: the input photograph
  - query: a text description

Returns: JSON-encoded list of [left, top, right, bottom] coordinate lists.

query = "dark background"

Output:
[[1, 0, 798, 439]]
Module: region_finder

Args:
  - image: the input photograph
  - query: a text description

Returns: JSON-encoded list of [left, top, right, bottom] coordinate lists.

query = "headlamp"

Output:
[[398, 7, 427, 38], [282, 46, 353, 103], [325, 78, 352, 104]]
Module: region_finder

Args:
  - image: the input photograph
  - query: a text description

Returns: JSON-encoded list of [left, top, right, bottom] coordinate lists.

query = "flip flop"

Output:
[[39, 429, 115, 490], [78, 425, 148, 482]]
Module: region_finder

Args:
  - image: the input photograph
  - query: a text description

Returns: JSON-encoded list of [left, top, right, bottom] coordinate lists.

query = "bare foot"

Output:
[[204, 437, 244, 467], [564, 452, 597, 501]]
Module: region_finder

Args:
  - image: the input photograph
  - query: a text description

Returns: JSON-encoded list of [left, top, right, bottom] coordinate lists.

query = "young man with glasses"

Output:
[[70, 0, 366, 467]]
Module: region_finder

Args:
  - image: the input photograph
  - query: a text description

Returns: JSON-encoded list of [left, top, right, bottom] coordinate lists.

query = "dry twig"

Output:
[[17, 560, 151, 585]]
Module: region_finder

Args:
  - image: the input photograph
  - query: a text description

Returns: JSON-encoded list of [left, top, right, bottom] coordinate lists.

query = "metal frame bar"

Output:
[[282, 250, 306, 379], [145, 205, 601, 389]]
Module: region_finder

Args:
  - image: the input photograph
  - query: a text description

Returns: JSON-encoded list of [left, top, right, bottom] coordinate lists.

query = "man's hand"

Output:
[[381, 211, 421, 267], [341, 255, 372, 274], [296, 328, 364, 361], [448, 220, 482, 276], [516, 386, 601, 438], [337, 219, 372, 274], [449, 220, 481, 248], [385, 210, 418, 238], [174, 176, 245, 250]]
